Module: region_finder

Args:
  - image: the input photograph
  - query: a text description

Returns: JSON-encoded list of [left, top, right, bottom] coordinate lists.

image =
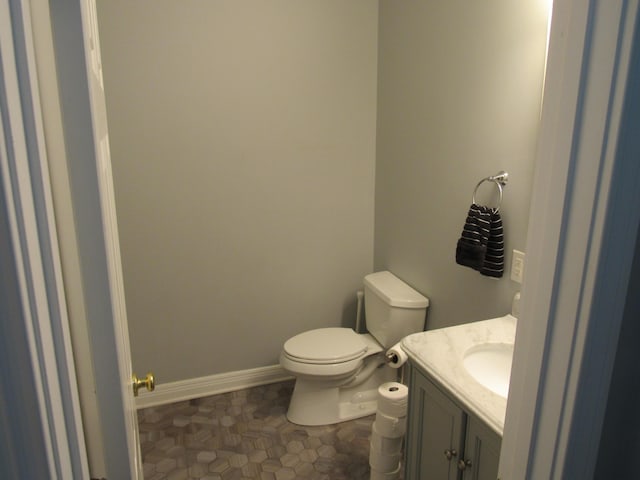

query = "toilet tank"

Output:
[[363, 271, 429, 348]]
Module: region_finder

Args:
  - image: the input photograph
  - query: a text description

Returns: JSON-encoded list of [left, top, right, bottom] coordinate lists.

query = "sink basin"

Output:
[[463, 342, 514, 398]]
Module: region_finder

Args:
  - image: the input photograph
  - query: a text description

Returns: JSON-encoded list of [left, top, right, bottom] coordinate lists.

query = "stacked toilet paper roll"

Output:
[[376, 382, 408, 418], [369, 382, 408, 480]]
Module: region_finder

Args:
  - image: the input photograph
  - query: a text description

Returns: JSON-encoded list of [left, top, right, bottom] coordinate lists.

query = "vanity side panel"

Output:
[[406, 365, 464, 480]]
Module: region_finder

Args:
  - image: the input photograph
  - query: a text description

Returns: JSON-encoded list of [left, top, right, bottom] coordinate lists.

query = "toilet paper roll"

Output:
[[385, 342, 408, 369], [369, 449, 402, 473], [370, 464, 401, 480], [374, 411, 407, 438], [370, 425, 403, 455], [377, 382, 408, 418]]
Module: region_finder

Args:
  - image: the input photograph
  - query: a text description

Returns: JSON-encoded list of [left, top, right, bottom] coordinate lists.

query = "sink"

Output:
[[463, 342, 514, 398]]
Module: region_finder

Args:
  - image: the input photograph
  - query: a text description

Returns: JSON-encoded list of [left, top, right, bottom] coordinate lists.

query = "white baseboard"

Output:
[[135, 364, 293, 409]]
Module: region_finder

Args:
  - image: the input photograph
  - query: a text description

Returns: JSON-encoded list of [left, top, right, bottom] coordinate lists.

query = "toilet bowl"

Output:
[[281, 328, 376, 379], [280, 271, 429, 426], [280, 328, 396, 426]]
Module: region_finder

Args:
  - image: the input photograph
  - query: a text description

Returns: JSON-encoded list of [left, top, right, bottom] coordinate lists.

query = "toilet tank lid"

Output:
[[364, 271, 429, 308]]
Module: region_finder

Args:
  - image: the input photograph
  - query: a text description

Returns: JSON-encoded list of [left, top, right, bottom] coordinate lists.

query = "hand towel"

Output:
[[456, 204, 504, 277], [480, 209, 504, 278], [456, 203, 491, 270]]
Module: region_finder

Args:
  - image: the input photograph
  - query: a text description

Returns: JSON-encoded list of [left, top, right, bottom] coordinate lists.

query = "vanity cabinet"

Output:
[[405, 364, 501, 480]]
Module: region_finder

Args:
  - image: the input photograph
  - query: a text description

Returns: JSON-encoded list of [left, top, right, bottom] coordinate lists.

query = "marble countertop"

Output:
[[401, 314, 517, 436]]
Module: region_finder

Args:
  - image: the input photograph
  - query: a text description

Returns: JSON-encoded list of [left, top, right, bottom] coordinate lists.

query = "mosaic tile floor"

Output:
[[138, 380, 393, 480]]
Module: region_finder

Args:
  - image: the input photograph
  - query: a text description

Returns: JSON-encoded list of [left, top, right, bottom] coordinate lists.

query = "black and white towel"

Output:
[[456, 203, 504, 278]]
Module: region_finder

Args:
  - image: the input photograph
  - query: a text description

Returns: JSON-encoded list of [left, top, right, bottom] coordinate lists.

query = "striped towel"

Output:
[[456, 204, 504, 278]]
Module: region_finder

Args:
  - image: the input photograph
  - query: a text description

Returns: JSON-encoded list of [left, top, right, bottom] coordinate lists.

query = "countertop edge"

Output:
[[401, 315, 516, 437]]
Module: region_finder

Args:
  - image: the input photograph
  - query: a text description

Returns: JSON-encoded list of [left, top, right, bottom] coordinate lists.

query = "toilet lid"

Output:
[[283, 328, 368, 364]]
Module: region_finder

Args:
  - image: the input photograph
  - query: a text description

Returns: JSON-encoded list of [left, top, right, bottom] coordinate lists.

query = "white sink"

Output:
[[463, 342, 514, 398]]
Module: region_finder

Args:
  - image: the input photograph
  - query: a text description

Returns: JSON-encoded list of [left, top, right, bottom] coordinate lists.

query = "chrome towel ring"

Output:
[[472, 171, 509, 211]]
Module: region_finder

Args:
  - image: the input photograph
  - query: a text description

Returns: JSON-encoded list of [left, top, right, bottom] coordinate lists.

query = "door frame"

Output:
[[3, 0, 640, 479], [0, 0, 88, 477], [501, 0, 640, 478], [1, 0, 140, 478]]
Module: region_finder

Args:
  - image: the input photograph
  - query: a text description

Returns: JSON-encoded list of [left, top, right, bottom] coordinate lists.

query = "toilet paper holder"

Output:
[[385, 351, 399, 363]]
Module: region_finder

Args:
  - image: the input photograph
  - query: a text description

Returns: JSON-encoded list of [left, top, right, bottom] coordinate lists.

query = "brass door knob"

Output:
[[132, 372, 155, 397], [457, 458, 472, 471], [444, 449, 457, 460]]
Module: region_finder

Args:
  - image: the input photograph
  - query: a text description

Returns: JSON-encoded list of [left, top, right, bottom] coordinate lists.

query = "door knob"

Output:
[[132, 372, 155, 396], [444, 449, 457, 460], [457, 458, 472, 471]]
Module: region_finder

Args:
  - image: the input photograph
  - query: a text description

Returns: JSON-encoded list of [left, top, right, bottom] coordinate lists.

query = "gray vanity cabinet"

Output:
[[405, 365, 501, 480], [461, 416, 501, 480]]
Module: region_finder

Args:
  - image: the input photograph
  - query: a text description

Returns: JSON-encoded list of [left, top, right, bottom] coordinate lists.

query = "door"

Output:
[[84, 1, 144, 476], [45, 0, 143, 477]]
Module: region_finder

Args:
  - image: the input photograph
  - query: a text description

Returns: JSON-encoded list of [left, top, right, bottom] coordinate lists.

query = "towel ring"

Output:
[[472, 171, 509, 211]]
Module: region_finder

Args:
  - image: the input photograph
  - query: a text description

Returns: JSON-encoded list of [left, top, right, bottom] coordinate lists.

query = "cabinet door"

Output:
[[406, 368, 465, 480], [462, 416, 502, 480]]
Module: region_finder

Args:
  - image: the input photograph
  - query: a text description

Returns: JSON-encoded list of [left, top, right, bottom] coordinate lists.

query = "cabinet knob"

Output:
[[457, 459, 472, 471], [444, 449, 457, 460]]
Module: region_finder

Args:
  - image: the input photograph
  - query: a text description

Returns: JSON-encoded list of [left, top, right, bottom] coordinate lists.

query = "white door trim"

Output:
[[501, 0, 640, 478], [0, 0, 89, 477]]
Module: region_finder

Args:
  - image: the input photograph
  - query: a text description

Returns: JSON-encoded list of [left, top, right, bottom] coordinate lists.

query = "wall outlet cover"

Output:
[[511, 250, 525, 284]]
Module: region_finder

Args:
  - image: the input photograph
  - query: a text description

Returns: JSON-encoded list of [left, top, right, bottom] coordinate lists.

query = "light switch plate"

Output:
[[511, 250, 525, 284]]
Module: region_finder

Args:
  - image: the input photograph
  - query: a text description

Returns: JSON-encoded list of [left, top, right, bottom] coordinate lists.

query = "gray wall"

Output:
[[375, 1, 549, 329], [97, 1, 378, 382], [97, 0, 550, 384]]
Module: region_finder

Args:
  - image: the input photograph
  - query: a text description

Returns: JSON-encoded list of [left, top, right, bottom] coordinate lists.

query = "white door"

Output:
[[34, 0, 143, 477], [84, 1, 143, 476]]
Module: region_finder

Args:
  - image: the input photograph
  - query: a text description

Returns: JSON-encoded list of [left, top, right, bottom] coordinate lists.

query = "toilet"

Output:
[[280, 271, 429, 426]]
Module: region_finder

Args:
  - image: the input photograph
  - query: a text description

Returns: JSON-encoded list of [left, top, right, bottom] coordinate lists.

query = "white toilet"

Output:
[[280, 271, 429, 426]]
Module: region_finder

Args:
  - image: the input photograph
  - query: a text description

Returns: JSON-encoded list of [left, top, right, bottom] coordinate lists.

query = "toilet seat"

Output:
[[283, 327, 368, 364]]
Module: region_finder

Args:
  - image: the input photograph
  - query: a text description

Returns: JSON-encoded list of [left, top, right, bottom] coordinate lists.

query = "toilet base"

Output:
[[286, 364, 397, 426]]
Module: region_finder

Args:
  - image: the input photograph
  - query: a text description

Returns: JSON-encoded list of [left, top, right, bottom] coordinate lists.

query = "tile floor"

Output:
[[138, 380, 394, 480]]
